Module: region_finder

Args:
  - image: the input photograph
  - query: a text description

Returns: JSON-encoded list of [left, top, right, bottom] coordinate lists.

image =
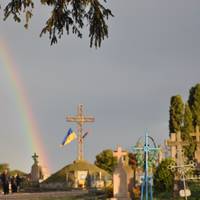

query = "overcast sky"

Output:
[[0, 0, 200, 174]]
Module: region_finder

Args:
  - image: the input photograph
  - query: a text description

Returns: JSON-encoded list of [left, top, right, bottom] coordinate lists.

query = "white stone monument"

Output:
[[112, 146, 133, 200], [30, 153, 43, 182]]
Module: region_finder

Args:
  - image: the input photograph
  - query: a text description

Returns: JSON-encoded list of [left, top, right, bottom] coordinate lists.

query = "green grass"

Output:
[[154, 181, 200, 200]]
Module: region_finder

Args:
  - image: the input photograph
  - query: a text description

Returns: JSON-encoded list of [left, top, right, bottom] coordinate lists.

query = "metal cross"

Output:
[[132, 132, 160, 200], [66, 104, 95, 161], [168, 149, 196, 200]]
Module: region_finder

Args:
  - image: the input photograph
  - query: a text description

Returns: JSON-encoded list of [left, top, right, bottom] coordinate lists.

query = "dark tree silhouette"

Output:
[[1, 0, 113, 48]]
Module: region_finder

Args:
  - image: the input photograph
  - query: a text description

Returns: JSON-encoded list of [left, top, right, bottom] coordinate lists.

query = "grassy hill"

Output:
[[10, 169, 28, 177], [44, 160, 111, 183]]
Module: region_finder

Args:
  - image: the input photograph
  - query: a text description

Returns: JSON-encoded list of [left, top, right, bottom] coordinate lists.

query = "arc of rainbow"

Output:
[[0, 39, 50, 176]]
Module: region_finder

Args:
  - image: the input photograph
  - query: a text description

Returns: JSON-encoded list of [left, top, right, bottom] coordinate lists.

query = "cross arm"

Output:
[[66, 116, 79, 122], [83, 117, 95, 122], [132, 147, 143, 151]]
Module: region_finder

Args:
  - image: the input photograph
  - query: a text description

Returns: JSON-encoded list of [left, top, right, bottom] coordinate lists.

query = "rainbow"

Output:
[[0, 38, 50, 176]]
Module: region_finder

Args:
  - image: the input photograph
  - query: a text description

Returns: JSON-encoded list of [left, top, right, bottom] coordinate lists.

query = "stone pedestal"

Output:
[[113, 163, 129, 199], [31, 164, 43, 182]]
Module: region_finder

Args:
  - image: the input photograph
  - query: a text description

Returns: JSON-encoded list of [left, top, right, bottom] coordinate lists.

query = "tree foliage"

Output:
[[182, 103, 196, 160], [154, 158, 175, 192], [1, 0, 113, 48], [0, 163, 9, 173], [182, 103, 194, 136], [169, 95, 184, 133], [94, 149, 117, 174], [168, 83, 200, 161], [188, 83, 200, 128]]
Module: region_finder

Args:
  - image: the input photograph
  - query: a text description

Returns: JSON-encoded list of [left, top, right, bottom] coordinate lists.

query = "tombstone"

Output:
[[165, 131, 188, 165], [30, 153, 43, 182], [77, 170, 88, 188], [190, 126, 200, 165], [68, 170, 90, 188], [112, 146, 133, 200]]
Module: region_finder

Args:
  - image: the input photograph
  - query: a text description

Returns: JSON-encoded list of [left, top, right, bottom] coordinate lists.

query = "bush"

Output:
[[154, 158, 175, 192]]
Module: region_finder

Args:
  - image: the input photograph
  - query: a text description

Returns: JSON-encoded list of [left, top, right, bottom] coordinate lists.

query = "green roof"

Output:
[[44, 160, 111, 183]]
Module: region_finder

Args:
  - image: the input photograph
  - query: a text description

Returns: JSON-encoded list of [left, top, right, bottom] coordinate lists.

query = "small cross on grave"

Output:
[[32, 152, 39, 164], [165, 131, 188, 165], [113, 146, 128, 164]]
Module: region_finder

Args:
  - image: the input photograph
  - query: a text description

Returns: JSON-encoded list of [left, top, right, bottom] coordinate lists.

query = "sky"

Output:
[[0, 0, 200, 174]]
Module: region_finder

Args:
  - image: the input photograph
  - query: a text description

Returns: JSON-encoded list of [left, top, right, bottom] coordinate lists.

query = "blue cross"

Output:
[[132, 132, 160, 200]]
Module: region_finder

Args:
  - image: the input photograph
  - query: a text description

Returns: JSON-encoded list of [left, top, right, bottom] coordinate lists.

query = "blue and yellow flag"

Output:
[[61, 128, 77, 146]]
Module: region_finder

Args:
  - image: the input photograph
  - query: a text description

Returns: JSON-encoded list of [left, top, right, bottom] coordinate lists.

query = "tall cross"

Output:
[[113, 146, 128, 163], [165, 131, 188, 165], [66, 104, 95, 161]]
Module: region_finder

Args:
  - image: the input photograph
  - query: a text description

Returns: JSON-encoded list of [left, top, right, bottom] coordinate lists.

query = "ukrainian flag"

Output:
[[61, 128, 77, 146]]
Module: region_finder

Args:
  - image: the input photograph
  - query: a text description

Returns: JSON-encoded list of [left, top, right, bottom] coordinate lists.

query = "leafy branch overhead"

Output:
[[1, 0, 113, 48]]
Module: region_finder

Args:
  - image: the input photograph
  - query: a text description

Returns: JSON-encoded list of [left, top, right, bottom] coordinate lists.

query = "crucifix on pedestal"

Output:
[[66, 104, 95, 161]]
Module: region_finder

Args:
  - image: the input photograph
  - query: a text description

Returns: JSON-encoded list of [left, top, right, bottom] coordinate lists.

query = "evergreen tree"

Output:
[[1, 0, 113, 48], [188, 83, 200, 128], [169, 95, 184, 133], [182, 103, 195, 160], [182, 103, 194, 138]]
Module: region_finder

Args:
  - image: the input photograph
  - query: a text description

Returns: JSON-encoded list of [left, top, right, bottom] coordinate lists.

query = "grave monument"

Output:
[[168, 149, 196, 200], [112, 146, 133, 200], [132, 132, 160, 200], [30, 153, 43, 182]]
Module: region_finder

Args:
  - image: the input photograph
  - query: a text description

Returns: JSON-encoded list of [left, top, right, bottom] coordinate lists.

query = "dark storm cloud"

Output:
[[0, 0, 200, 172]]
